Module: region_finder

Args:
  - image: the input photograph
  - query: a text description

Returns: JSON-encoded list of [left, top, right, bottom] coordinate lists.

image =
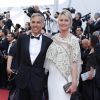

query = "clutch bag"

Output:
[[63, 82, 72, 92], [8, 69, 18, 82]]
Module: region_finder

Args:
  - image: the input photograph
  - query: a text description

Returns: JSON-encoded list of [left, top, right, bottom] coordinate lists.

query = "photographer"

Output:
[[5, 12, 13, 32], [43, 7, 51, 33], [14, 23, 21, 39], [45, 11, 59, 36], [0, 20, 7, 30], [87, 12, 100, 34], [84, 18, 94, 38], [72, 12, 82, 34], [82, 13, 94, 38], [51, 12, 59, 36], [24, 5, 43, 18]]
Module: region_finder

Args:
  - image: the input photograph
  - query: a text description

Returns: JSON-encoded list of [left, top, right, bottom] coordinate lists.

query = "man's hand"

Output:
[[88, 67, 94, 80], [7, 67, 14, 78]]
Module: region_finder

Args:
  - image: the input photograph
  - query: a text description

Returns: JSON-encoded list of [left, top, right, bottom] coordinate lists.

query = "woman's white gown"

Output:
[[47, 62, 71, 100], [45, 34, 81, 100]]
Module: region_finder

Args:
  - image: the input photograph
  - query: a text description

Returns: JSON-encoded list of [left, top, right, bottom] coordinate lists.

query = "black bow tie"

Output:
[[30, 35, 40, 40]]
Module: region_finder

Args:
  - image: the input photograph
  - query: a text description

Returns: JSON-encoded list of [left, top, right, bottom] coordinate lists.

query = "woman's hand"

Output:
[[66, 83, 77, 94]]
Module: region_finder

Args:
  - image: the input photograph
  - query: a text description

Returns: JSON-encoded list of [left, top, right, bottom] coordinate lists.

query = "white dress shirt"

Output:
[[29, 34, 42, 64], [7, 39, 16, 54]]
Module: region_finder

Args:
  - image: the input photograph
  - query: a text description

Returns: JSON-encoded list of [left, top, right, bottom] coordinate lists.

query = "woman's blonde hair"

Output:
[[58, 10, 72, 27]]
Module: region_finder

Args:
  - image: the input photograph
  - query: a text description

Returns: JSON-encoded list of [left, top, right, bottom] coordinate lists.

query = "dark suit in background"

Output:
[[94, 42, 100, 88], [0, 38, 9, 88], [89, 20, 100, 34]]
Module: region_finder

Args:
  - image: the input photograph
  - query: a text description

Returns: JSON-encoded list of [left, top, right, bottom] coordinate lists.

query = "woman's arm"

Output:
[[66, 62, 78, 94], [72, 62, 78, 86], [67, 38, 81, 94]]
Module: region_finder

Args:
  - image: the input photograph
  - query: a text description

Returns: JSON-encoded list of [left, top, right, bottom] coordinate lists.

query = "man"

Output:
[[93, 31, 100, 41], [87, 12, 100, 34], [94, 34, 100, 98], [6, 33, 17, 100], [0, 29, 9, 88], [75, 26, 85, 40], [16, 13, 52, 100], [72, 12, 82, 34], [7, 33, 16, 54], [50, 12, 59, 36], [5, 12, 13, 32]]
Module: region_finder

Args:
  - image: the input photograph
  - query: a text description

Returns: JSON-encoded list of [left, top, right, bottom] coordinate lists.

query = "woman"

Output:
[[44, 11, 81, 100], [81, 35, 99, 100]]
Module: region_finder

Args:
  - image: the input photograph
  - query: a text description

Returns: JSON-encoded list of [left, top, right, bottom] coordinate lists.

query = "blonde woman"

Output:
[[44, 11, 81, 100]]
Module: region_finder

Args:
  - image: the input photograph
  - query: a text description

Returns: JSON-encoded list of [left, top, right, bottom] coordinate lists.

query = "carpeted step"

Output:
[[0, 89, 9, 100]]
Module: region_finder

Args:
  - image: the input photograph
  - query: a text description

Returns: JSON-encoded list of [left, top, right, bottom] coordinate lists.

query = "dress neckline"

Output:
[[54, 33, 72, 43]]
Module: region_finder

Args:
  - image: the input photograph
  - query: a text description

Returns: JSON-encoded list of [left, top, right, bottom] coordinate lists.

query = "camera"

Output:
[[4, 11, 10, 14], [23, 7, 36, 17], [43, 8, 51, 19], [63, 7, 76, 13], [0, 11, 10, 20], [0, 15, 4, 20], [81, 13, 91, 22]]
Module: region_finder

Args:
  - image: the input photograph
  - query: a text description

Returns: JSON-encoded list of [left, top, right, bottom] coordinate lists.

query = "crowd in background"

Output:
[[0, 5, 100, 100]]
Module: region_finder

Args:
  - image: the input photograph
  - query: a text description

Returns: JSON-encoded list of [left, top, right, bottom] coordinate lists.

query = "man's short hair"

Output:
[[9, 32, 16, 38], [76, 26, 83, 32], [30, 13, 45, 23], [94, 12, 100, 18], [93, 31, 100, 37], [2, 29, 8, 36]]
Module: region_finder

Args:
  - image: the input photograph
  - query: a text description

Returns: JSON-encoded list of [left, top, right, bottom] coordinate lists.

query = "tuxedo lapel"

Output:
[[25, 35, 32, 66], [40, 35, 46, 54]]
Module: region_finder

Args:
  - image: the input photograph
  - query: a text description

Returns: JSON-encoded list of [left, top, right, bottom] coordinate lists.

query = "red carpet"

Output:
[[0, 89, 9, 100]]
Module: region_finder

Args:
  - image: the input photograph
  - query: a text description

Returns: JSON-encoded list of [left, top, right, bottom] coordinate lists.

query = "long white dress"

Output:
[[44, 34, 81, 100], [48, 62, 71, 100]]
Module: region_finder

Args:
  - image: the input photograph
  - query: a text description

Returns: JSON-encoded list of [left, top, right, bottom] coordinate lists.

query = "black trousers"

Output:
[[0, 61, 8, 88], [18, 82, 43, 100], [19, 87, 43, 100]]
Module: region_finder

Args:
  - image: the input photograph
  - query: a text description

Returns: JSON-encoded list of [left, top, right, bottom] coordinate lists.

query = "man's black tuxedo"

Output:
[[16, 34, 52, 91], [94, 42, 100, 88], [89, 20, 100, 33]]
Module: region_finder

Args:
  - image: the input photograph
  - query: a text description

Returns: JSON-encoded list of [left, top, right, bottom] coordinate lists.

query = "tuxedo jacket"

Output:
[[94, 42, 100, 88], [0, 38, 9, 51], [90, 20, 100, 33], [0, 38, 9, 62], [15, 34, 52, 91]]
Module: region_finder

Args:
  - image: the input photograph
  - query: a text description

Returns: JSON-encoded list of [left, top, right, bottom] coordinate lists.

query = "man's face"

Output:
[[0, 32, 3, 37], [75, 14, 80, 20], [54, 13, 58, 18], [0, 20, 4, 28], [76, 28, 82, 36], [30, 16, 44, 35], [7, 34, 14, 42]]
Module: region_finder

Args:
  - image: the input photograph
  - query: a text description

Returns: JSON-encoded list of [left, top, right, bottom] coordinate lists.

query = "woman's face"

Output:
[[58, 14, 71, 32]]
